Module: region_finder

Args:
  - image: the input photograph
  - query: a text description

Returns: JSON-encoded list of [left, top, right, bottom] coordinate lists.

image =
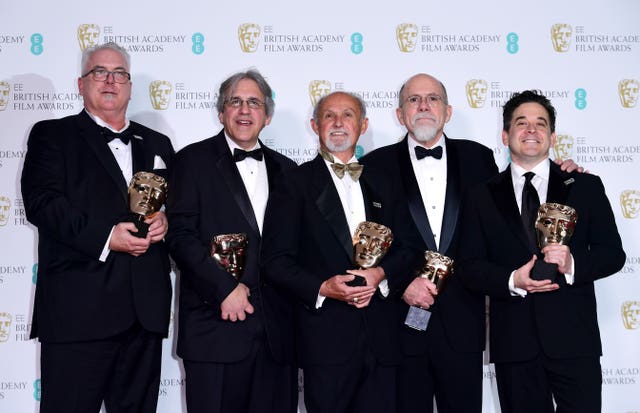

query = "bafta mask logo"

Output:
[[535, 203, 577, 248], [621, 301, 640, 330], [309, 80, 332, 106], [238, 23, 261, 53], [128, 172, 168, 238], [620, 189, 640, 219], [0, 312, 12, 343], [149, 80, 173, 110], [77, 24, 101, 51], [0, 81, 10, 111], [618, 79, 639, 108], [465, 79, 488, 108], [396, 23, 418, 53], [552, 134, 574, 160], [550, 23, 572, 53], [417, 251, 454, 291], [211, 233, 248, 279], [0, 196, 11, 226], [353, 221, 393, 269]]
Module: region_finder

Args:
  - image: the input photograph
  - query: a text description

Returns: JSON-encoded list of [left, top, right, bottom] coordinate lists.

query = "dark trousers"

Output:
[[39, 323, 163, 413], [397, 313, 483, 413], [495, 354, 602, 413], [183, 337, 297, 413]]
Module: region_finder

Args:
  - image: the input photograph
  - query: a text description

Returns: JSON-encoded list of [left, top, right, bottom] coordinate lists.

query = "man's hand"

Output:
[[347, 267, 385, 289], [220, 283, 254, 322], [319, 274, 376, 309], [402, 277, 438, 309], [145, 211, 168, 243], [514, 255, 560, 293], [554, 158, 587, 174], [109, 222, 151, 256], [541, 244, 573, 274]]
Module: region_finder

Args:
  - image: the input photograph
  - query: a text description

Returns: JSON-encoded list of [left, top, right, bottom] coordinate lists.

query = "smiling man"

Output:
[[457, 90, 625, 413], [166, 70, 297, 413]]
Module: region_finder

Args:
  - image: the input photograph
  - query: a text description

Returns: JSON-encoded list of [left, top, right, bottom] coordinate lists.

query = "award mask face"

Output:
[[353, 221, 393, 268], [535, 203, 577, 248], [128, 172, 168, 217], [417, 251, 454, 291], [211, 233, 248, 279]]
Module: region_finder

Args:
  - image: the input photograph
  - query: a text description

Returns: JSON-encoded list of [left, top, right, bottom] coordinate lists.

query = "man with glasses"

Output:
[[361, 74, 580, 413], [21, 42, 174, 412], [166, 70, 297, 413]]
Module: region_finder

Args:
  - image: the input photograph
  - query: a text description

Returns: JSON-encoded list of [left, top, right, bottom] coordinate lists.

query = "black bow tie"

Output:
[[415, 145, 443, 160], [233, 147, 263, 162], [103, 127, 132, 145]]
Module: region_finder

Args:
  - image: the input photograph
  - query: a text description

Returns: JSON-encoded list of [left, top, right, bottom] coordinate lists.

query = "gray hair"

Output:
[[397, 74, 449, 107], [216, 69, 275, 117], [312, 91, 367, 123], [80, 42, 130, 75]]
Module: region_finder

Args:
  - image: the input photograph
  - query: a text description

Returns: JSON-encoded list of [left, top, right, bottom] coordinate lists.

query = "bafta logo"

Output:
[[0, 196, 10, 226], [552, 134, 574, 161], [0, 312, 12, 343], [0, 81, 9, 111], [396, 23, 418, 53], [309, 80, 331, 106], [465, 79, 488, 108], [149, 80, 173, 110], [77, 24, 100, 51], [618, 79, 639, 108], [550, 23, 572, 52], [238, 23, 261, 53], [621, 301, 640, 330], [211, 233, 248, 279], [620, 189, 640, 219]]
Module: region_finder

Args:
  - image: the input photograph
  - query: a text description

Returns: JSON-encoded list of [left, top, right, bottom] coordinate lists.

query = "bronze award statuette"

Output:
[[349, 221, 393, 286], [127, 171, 168, 238], [531, 202, 578, 282], [404, 251, 454, 331], [210, 233, 248, 280]]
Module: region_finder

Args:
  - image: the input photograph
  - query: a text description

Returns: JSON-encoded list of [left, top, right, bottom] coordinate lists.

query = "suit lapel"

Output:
[[488, 166, 533, 252], [397, 136, 437, 251], [546, 162, 571, 205], [262, 142, 282, 193], [77, 111, 129, 202], [311, 156, 353, 261], [128, 123, 152, 174], [439, 136, 460, 254], [213, 133, 260, 235]]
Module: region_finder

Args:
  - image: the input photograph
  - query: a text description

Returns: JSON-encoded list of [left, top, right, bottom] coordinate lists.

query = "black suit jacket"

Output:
[[457, 161, 625, 363], [261, 155, 421, 367], [21, 110, 174, 342], [166, 130, 296, 363], [361, 135, 498, 354]]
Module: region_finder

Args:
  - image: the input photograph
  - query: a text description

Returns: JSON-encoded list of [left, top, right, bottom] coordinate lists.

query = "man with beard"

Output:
[[361, 73, 580, 413]]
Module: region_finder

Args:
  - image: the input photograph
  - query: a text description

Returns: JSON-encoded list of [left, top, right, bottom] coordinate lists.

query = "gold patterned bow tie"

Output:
[[320, 148, 363, 181]]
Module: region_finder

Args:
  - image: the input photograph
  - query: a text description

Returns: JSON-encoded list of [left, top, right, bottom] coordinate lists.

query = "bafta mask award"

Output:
[[405, 251, 454, 331], [127, 172, 168, 238], [531, 202, 578, 282], [210, 233, 248, 280], [349, 221, 393, 286]]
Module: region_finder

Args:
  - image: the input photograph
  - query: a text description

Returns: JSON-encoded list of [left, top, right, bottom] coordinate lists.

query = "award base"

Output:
[[129, 216, 149, 238], [404, 306, 431, 331], [531, 260, 558, 283]]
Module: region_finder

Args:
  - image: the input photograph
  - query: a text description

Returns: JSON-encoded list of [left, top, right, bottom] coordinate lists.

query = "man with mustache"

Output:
[[361, 74, 580, 413]]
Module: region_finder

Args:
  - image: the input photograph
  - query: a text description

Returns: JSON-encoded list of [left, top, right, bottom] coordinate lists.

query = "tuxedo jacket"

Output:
[[260, 155, 422, 367], [457, 161, 625, 363], [21, 110, 174, 342], [166, 130, 296, 364], [361, 135, 498, 354]]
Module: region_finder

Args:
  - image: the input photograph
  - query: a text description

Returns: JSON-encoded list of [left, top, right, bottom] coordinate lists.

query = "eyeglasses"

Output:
[[404, 94, 445, 107], [82, 68, 131, 84], [225, 97, 265, 110]]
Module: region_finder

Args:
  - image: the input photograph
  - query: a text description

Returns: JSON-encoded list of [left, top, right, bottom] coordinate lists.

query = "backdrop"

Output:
[[1, 0, 639, 411]]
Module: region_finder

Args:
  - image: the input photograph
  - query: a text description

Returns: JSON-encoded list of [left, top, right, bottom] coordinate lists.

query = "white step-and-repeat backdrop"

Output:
[[1, 1, 638, 411]]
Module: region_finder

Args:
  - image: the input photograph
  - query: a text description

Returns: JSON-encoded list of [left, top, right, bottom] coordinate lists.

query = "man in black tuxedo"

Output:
[[166, 70, 297, 413], [261, 91, 421, 413], [457, 90, 625, 413], [21, 42, 174, 412]]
